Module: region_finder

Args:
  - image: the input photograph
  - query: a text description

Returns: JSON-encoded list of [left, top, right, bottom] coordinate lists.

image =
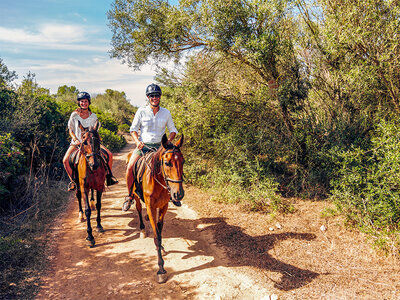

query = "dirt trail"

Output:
[[36, 138, 272, 300], [37, 137, 400, 299]]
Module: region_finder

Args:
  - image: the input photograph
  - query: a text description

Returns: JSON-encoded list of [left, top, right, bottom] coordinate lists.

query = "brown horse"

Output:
[[73, 120, 107, 247], [130, 134, 184, 283]]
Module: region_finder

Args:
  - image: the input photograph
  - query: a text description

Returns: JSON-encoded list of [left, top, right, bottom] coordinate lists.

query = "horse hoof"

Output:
[[78, 212, 85, 223], [157, 272, 168, 284], [97, 226, 104, 233], [140, 230, 147, 238], [86, 237, 95, 247]]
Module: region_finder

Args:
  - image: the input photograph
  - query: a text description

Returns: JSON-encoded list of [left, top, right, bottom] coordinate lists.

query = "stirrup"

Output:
[[122, 196, 132, 212], [68, 181, 76, 191], [106, 175, 119, 186]]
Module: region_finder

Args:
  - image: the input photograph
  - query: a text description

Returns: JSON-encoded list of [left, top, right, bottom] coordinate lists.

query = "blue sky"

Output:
[[0, 0, 165, 107]]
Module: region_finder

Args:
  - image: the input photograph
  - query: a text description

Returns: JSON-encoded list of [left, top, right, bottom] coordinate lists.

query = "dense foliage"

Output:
[[108, 0, 400, 253], [0, 61, 135, 210]]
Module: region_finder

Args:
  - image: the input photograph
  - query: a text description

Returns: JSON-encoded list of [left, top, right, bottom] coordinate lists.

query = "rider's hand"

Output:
[[137, 141, 144, 150]]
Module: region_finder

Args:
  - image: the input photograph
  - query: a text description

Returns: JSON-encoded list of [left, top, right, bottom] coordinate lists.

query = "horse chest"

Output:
[[86, 168, 106, 191]]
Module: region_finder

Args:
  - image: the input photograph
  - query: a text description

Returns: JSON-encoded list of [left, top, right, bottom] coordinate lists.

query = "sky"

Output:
[[0, 0, 166, 107]]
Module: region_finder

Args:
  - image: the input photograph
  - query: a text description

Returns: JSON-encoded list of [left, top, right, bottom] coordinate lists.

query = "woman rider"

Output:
[[62, 91, 118, 191]]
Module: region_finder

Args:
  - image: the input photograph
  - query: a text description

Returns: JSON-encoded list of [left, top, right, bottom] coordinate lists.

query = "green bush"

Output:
[[0, 134, 25, 205], [331, 119, 400, 253], [118, 123, 130, 133], [99, 128, 126, 152]]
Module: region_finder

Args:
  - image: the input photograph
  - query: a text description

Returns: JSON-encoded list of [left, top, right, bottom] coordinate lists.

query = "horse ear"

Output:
[[92, 120, 100, 131], [175, 134, 184, 148], [161, 134, 169, 149]]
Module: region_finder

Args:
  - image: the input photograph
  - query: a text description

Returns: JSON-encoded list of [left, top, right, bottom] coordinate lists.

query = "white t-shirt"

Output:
[[68, 111, 100, 145], [130, 105, 178, 144]]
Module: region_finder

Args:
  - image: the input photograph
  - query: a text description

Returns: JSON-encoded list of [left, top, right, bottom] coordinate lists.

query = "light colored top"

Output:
[[68, 111, 100, 145], [130, 105, 178, 143]]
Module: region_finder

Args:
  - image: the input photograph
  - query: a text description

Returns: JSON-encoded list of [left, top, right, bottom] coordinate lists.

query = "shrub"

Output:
[[99, 128, 126, 152], [331, 119, 400, 253], [0, 134, 25, 207]]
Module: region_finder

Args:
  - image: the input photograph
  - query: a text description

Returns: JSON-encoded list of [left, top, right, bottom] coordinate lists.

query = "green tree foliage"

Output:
[[91, 89, 137, 125], [0, 58, 17, 89]]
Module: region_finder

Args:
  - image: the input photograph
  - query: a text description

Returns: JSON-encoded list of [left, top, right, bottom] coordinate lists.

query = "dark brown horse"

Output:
[[130, 134, 184, 283], [73, 120, 107, 247]]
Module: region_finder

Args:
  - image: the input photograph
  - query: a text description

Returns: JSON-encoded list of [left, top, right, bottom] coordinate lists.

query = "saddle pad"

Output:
[[134, 151, 155, 184]]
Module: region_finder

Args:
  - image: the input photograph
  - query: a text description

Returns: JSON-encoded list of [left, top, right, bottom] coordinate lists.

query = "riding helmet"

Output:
[[77, 91, 91, 105], [145, 84, 162, 96]]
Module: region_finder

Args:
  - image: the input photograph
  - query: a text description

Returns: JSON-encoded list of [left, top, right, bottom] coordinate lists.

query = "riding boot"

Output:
[[106, 174, 119, 186]]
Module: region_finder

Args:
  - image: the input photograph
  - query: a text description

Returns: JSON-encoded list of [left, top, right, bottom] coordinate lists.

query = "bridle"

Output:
[[161, 149, 184, 188], [79, 131, 101, 164], [142, 146, 184, 192]]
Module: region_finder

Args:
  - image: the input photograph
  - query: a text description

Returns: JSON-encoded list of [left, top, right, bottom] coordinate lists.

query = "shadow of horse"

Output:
[[159, 215, 319, 291]]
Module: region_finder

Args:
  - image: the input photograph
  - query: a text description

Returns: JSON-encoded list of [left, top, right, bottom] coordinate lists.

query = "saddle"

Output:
[[131, 151, 155, 200]]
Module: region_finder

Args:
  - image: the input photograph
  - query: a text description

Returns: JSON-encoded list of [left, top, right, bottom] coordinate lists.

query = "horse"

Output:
[[72, 120, 107, 247], [130, 133, 184, 283]]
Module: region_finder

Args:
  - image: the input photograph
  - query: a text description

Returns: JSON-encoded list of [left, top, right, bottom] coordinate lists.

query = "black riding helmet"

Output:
[[145, 84, 162, 96], [77, 91, 91, 105]]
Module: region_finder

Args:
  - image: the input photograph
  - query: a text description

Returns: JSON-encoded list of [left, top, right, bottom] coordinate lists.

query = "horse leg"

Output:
[[76, 190, 85, 223], [157, 205, 168, 256], [135, 195, 146, 238], [83, 189, 95, 247], [147, 205, 168, 284], [90, 189, 96, 211], [96, 191, 104, 233]]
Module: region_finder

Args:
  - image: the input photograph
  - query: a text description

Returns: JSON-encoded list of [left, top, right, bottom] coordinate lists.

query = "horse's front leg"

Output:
[[95, 191, 104, 233], [90, 189, 96, 211], [148, 204, 168, 284], [76, 189, 85, 223], [83, 188, 95, 247]]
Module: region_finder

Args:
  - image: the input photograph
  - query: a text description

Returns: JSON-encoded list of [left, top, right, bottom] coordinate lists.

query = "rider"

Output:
[[62, 91, 118, 191], [122, 83, 178, 211]]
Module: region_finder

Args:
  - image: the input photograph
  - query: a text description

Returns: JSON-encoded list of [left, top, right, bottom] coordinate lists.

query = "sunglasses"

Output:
[[148, 94, 161, 98]]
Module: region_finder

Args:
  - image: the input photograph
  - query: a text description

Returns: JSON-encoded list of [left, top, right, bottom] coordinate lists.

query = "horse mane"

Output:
[[150, 146, 164, 177]]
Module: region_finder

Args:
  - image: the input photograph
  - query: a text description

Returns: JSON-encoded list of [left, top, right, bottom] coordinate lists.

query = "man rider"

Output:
[[122, 83, 178, 211]]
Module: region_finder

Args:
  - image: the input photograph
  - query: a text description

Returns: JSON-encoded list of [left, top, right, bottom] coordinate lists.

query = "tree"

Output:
[[0, 58, 17, 89]]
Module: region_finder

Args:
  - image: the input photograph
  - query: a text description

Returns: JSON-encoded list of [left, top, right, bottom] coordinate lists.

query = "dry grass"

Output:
[[183, 185, 400, 299], [0, 179, 70, 299]]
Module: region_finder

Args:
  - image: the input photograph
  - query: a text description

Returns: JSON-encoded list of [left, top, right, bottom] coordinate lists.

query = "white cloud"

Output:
[[0, 24, 107, 51]]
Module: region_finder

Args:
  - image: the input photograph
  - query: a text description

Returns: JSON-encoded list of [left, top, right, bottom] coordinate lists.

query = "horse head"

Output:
[[161, 134, 185, 205], [78, 120, 101, 171]]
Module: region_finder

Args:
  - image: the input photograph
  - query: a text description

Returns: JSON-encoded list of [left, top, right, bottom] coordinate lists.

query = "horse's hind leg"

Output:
[[96, 191, 104, 233], [135, 196, 146, 238]]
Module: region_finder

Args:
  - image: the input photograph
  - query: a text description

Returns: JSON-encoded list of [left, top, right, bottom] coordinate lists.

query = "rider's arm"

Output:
[[69, 128, 80, 145], [167, 132, 176, 143], [131, 131, 144, 150]]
